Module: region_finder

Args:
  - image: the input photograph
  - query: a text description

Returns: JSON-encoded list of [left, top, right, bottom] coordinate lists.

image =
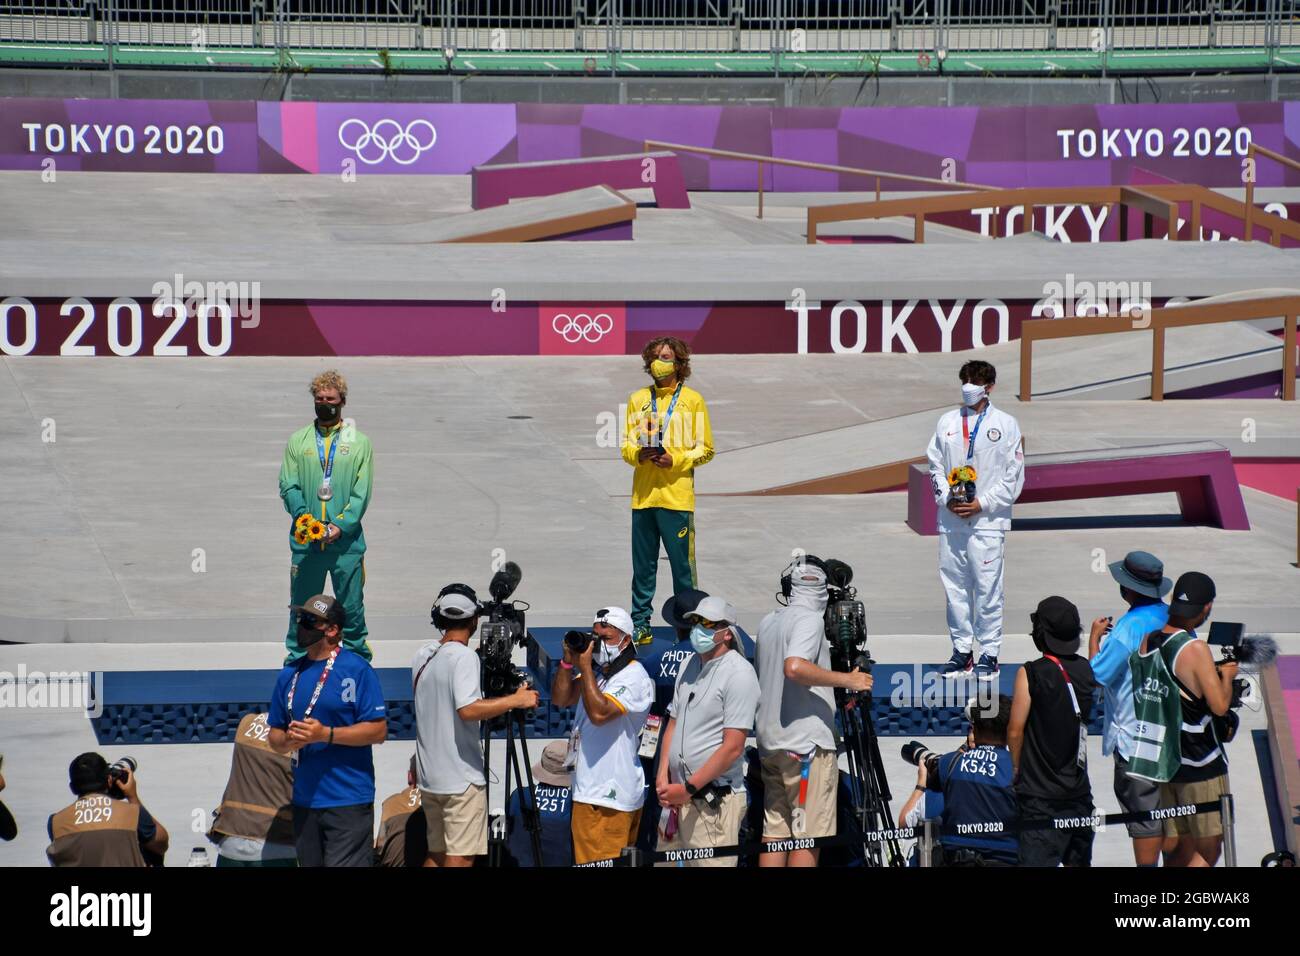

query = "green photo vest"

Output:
[[1127, 629, 1193, 782]]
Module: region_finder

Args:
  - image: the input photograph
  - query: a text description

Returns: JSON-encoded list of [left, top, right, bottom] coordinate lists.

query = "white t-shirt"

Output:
[[571, 661, 655, 812], [412, 640, 486, 795]]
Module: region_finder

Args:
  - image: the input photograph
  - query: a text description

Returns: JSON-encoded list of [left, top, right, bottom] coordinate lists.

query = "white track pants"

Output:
[[938, 529, 1006, 657]]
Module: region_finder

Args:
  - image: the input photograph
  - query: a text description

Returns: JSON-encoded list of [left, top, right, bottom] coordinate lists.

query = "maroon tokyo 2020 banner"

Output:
[[2, 97, 1298, 189], [3, 295, 1198, 358]]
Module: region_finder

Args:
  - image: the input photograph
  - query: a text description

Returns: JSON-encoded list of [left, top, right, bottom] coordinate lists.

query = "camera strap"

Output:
[[1043, 653, 1086, 769], [412, 640, 450, 693], [600, 645, 638, 680]]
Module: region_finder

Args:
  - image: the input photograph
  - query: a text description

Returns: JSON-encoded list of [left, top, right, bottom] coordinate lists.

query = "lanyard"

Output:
[[961, 406, 988, 462], [649, 382, 683, 446], [287, 645, 340, 723], [315, 426, 339, 484], [1043, 653, 1082, 719]]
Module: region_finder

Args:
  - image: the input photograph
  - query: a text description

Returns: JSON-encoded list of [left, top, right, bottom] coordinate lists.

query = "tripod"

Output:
[[835, 675, 903, 867], [483, 707, 545, 867]]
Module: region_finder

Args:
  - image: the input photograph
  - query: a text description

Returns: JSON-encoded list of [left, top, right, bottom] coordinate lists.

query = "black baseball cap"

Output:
[[1030, 596, 1082, 655], [1168, 571, 1216, 618]]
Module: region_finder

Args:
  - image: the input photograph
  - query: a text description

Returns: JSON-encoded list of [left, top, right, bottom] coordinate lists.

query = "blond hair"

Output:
[[309, 369, 348, 401]]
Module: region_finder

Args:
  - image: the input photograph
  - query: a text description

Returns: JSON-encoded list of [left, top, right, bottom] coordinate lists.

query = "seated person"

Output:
[[505, 741, 575, 867]]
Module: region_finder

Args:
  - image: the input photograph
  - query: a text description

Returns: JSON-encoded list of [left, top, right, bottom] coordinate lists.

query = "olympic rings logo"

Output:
[[337, 118, 437, 165], [551, 312, 614, 343]]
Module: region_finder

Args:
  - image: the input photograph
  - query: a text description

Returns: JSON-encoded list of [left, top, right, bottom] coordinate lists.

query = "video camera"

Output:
[[477, 561, 535, 699], [822, 558, 872, 682], [1206, 622, 1276, 741]]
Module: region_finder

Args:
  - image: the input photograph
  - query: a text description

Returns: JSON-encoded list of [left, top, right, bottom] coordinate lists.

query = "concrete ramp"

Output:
[[333, 185, 635, 244]]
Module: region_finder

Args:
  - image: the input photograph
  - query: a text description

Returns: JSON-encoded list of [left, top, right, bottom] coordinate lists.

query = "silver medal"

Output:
[[316, 482, 333, 501]]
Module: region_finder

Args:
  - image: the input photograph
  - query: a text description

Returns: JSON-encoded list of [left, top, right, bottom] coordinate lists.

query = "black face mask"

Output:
[[296, 622, 327, 649], [315, 402, 340, 423]]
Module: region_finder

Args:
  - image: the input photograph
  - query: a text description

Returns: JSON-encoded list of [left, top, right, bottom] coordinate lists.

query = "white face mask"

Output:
[[961, 383, 987, 407], [596, 636, 625, 665]]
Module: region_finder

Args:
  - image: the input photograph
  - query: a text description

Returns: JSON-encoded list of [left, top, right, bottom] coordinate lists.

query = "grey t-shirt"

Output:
[[754, 605, 837, 754], [412, 640, 486, 795], [667, 648, 760, 792]]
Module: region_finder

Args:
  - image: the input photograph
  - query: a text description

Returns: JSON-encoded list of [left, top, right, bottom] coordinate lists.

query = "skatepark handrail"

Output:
[[1019, 295, 1300, 403], [1243, 142, 1300, 243], [642, 139, 994, 219], [805, 182, 1300, 246]]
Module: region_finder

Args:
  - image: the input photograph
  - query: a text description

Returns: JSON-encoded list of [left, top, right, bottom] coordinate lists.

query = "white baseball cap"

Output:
[[593, 606, 635, 637], [687, 595, 737, 627], [434, 590, 480, 621]]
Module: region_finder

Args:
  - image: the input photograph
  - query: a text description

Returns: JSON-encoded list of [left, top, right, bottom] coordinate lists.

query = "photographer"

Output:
[[46, 753, 169, 867], [1086, 551, 1173, 867], [1008, 596, 1098, 867], [374, 756, 426, 868], [655, 596, 759, 867], [754, 557, 872, 868], [1131, 572, 1236, 868], [413, 585, 539, 868], [913, 696, 1019, 866], [551, 606, 655, 865], [208, 711, 297, 867]]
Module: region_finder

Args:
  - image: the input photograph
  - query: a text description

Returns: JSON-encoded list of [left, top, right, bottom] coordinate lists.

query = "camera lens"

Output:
[[564, 630, 592, 653]]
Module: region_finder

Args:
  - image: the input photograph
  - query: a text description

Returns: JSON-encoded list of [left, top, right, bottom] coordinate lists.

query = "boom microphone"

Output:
[[1236, 634, 1278, 667], [489, 561, 523, 603]]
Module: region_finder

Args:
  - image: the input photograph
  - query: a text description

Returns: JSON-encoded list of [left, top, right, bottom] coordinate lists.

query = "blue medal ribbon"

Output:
[[315, 426, 340, 482], [963, 406, 988, 462], [648, 382, 683, 448]]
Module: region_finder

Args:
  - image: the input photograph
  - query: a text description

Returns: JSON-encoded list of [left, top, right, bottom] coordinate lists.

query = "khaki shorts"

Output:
[[657, 789, 746, 868], [421, 784, 488, 858], [1159, 774, 1228, 838], [571, 801, 643, 865], [761, 749, 838, 841]]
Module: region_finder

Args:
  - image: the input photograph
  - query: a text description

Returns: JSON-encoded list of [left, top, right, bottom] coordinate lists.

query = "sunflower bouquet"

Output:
[[294, 513, 327, 546], [947, 465, 978, 504]]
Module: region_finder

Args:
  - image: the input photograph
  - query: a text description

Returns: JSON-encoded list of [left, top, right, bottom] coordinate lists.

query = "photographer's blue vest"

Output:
[[936, 745, 1019, 863]]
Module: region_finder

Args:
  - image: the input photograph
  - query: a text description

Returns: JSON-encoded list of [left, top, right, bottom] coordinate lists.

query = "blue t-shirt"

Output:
[[506, 783, 574, 867], [1088, 602, 1168, 760], [934, 745, 1018, 864], [268, 649, 388, 809]]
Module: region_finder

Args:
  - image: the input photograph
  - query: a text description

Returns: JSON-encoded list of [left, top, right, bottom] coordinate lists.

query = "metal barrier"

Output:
[[1018, 294, 1300, 403], [1, 1, 1294, 54], [643, 138, 993, 219], [574, 796, 1235, 867]]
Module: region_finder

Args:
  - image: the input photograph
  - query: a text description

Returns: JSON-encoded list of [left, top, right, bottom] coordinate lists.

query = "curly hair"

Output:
[[309, 369, 348, 401], [641, 336, 691, 383]]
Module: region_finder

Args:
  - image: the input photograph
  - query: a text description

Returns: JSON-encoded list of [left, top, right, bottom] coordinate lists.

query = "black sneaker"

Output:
[[974, 654, 1000, 681], [941, 650, 974, 678]]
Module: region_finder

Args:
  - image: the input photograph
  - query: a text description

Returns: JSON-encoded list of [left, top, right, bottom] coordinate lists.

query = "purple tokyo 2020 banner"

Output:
[[2, 97, 1298, 187]]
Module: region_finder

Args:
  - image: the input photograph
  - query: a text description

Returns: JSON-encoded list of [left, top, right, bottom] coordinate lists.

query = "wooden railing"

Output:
[[642, 139, 993, 219], [805, 182, 1300, 246], [1019, 295, 1299, 403], [1243, 142, 1300, 242]]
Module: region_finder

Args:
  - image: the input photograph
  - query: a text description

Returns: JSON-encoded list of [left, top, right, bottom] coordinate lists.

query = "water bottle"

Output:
[[187, 847, 211, 867]]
